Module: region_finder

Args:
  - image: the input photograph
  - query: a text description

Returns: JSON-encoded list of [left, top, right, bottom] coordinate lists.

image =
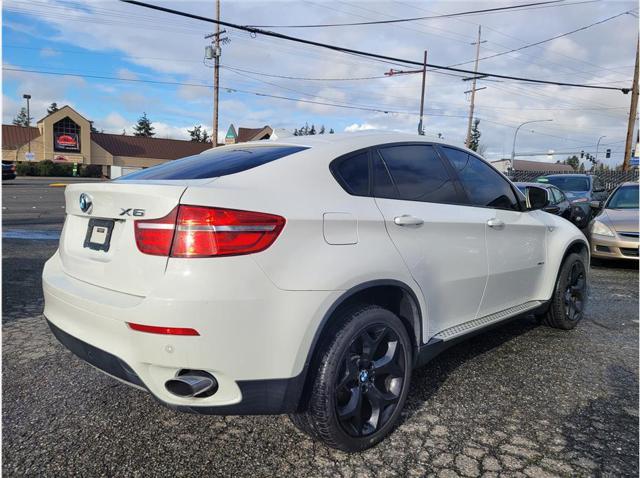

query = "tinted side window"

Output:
[[551, 187, 563, 204], [375, 145, 458, 204], [443, 147, 519, 210], [118, 146, 308, 180], [334, 152, 369, 196]]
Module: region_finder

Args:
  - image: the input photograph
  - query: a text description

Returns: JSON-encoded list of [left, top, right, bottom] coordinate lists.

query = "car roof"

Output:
[[539, 174, 591, 178], [241, 131, 481, 157], [514, 182, 554, 189]]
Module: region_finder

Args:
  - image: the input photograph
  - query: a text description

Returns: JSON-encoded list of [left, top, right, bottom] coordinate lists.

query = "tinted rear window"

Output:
[[333, 152, 369, 196], [118, 145, 308, 180]]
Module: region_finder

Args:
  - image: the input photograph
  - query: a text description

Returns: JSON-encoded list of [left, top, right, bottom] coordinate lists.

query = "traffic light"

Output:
[[605, 149, 611, 159]]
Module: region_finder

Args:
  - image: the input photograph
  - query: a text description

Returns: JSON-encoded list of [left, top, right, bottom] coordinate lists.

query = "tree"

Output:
[[89, 121, 99, 133], [578, 162, 585, 172], [47, 102, 59, 114], [133, 112, 155, 137], [468, 118, 481, 152], [12, 107, 32, 127], [565, 155, 580, 171], [187, 124, 211, 143], [294, 123, 333, 136], [122, 129, 126, 135]]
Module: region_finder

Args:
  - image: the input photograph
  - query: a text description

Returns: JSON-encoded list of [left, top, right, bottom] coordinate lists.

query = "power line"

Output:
[[119, 0, 632, 93], [4, 66, 619, 144], [455, 9, 634, 67], [246, 0, 565, 28]]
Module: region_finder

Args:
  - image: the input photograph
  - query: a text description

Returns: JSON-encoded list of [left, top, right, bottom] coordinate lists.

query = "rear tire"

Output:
[[543, 253, 588, 330], [290, 304, 413, 452]]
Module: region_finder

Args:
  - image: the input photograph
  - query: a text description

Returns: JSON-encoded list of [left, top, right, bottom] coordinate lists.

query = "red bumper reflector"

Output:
[[127, 322, 200, 336]]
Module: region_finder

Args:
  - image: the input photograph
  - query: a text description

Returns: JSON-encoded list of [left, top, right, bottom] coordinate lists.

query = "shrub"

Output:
[[16, 161, 37, 176], [79, 164, 103, 178]]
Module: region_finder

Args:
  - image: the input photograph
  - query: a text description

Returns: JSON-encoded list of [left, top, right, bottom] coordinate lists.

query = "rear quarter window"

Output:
[[117, 145, 308, 180]]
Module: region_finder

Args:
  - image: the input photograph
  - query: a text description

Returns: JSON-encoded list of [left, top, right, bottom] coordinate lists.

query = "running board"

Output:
[[432, 300, 544, 341], [414, 300, 546, 368]]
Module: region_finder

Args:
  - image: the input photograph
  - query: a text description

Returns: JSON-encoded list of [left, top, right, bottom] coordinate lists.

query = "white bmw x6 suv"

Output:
[[43, 133, 589, 451]]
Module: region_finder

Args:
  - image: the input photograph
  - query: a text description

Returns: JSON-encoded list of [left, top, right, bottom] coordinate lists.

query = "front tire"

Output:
[[290, 305, 413, 452], [543, 252, 588, 330]]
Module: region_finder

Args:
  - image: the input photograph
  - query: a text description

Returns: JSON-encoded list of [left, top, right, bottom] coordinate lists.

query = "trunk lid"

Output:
[[59, 180, 209, 296]]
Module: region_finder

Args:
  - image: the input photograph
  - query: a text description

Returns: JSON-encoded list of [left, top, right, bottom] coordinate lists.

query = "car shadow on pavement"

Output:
[[591, 258, 639, 271], [560, 365, 639, 476], [401, 314, 539, 420]]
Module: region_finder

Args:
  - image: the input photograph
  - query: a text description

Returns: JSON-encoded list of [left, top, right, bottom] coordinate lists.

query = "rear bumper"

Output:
[[590, 235, 639, 260], [43, 251, 339, 414], [47, 319, 304, 414]]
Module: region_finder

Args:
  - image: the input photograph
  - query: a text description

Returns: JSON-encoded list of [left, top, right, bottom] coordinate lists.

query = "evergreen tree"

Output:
[[329, 128, 334, 134], [578, 162, 585, 172], [47, 102, 59, 114], [468, 118, 481, 152], [565, 155, 580, 171], [293, 128, 299, 136], [187, 125, 211, 143], [122, 129, 126, 135], [12, 107, 32, 127], [309, 124, 316, 135], [319, 125, 325, 134], [89, 121, 99, 133], [133, 112, 155, 137]]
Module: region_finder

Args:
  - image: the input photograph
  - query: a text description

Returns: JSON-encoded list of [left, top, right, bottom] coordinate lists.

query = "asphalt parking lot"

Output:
[[2, 178, 639, 477]]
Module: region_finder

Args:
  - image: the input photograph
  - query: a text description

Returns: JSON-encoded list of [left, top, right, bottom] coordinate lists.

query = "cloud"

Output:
[[344, 123, 379, 132], [39, 47, 60, 58]]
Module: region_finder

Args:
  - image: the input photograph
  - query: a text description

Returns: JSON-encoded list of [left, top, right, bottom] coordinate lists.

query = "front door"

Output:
[[438, 146, 546, 319]]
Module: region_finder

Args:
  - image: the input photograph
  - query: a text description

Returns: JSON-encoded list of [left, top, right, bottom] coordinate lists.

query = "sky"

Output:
[[2, 0, 638, 166]]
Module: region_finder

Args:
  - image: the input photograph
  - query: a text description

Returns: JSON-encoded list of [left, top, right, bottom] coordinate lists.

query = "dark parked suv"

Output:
[[2, 162, 16, 180], [536, 174, 607, 228]]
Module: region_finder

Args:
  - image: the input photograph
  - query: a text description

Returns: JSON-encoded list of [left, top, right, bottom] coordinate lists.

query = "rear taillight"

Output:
[[134, 205, 285, 258], [134, 207, 178, 256]]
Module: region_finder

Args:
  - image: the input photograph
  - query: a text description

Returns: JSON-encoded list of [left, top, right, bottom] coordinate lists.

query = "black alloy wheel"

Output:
[[335, 324, 405, 437], [564, 261, 586, 322]]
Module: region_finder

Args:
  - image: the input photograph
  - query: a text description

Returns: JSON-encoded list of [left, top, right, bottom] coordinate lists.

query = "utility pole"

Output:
[[465, 26, 485, 147], [205, 1, 228, 148], [418, 50, 427, 136], [623, 36, 639, 171], [213, 0, 220, 148]]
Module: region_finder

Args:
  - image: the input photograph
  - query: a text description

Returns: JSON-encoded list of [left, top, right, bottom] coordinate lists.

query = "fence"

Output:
[[505, 169, 639, 192]]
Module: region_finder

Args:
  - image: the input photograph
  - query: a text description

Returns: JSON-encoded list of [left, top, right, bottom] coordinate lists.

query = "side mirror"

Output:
[[590, 200, 602, 209], [525, 186, 549, 210]]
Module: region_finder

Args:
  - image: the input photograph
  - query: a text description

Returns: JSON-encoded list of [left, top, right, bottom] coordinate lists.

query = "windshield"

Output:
[[606, 185, 639, 209], [537, 176, 590, 192]]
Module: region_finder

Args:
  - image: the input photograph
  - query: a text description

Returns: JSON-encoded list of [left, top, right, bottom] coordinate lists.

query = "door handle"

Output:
[[394, 215, 424, 226], [487, 218, 505, 230]]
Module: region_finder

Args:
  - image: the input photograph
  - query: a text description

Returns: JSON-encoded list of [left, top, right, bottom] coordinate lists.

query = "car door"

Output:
[[439, 146, 547, 318], [372, 143, 489, 341]]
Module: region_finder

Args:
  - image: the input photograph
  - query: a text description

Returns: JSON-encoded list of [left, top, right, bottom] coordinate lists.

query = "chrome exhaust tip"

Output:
[[165, 370, 218, 398]]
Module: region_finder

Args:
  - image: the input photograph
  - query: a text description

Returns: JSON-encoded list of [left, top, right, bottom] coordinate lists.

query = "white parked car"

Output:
[[43, 133, 589, 451]]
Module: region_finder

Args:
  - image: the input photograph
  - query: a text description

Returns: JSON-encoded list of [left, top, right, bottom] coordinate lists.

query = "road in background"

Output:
[[2, 177, 104, 228]]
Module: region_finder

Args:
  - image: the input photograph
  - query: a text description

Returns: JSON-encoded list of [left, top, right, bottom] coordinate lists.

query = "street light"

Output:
[[595, 135, 606, 165], [510, 119, 553, 170], [22, 94, 31, 154]]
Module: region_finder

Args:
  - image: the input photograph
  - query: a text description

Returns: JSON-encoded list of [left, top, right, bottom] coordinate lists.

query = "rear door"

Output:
[[440, 147, 547, 317], [372, 143, 489, 340]]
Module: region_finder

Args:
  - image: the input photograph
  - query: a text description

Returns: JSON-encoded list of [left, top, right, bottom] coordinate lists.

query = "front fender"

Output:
[[538, 214, 589, 301]]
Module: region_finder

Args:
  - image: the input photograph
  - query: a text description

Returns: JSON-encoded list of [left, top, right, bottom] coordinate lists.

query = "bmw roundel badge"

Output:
[[79, 193, 93, 214]]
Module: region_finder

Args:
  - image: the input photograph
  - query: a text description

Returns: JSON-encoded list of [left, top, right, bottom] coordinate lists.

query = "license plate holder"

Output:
[[83, 219, 115, 252]]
